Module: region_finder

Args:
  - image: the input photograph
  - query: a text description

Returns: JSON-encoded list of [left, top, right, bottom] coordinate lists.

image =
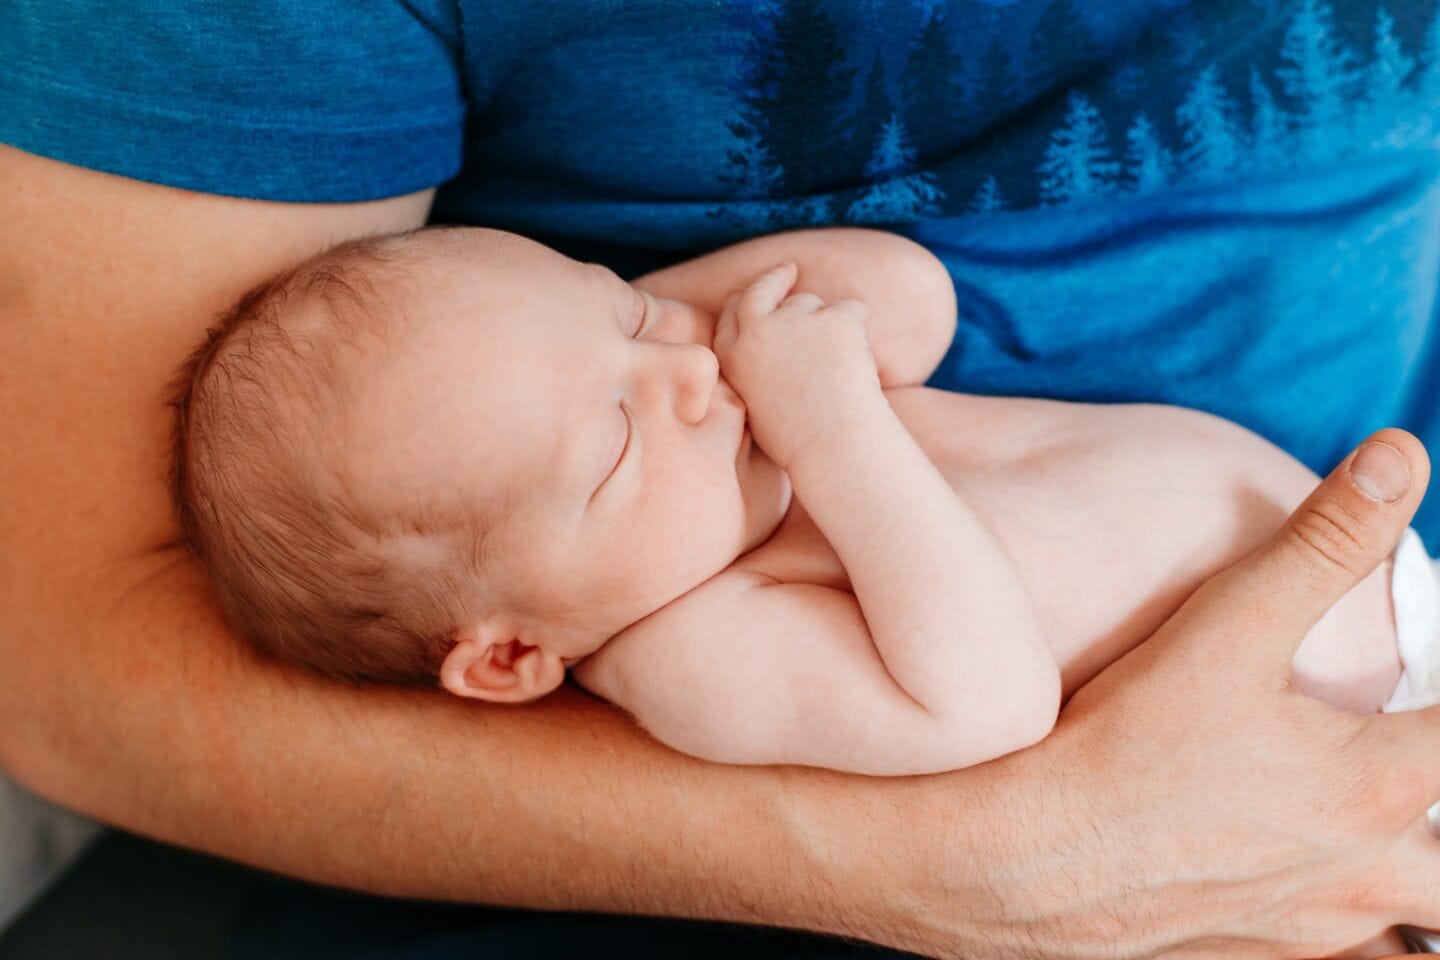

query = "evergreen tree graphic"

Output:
[[1384, 0, 1440, 59], [1109, 55, 1146, 104], [1175, 63, 1243, 184], [900, 3, 968, 166], [969, 174, 1007, 213], [1167, 4, 1206, 70], [1122, 113, 1175, 195], [856, 0, 887, 32], [1326, 0, 1387, 74], [711, 1, 785, 228], [853, 50, 896, 188], [976, 36, 1018, 116], [1036, 91, 1121, 206], [1024, 0, 1101, 98], [1248, 68, 1293, 174], [1247, 0, 1285, 19], [714, 0, 857, 227], [1276, 0, 1362, 165], [1416, 3, 1440, 143], [1366, 6, 1420, 147], [846, 114, 944, 221], [860, 113, 912, 179], [967, 34, 1028, 210], [1137, 3, 1204, 78]]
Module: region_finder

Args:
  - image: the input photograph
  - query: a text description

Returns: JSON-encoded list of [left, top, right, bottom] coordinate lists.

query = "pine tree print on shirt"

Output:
[[901, 4, 967, 166], [1175, 63, 1244, 186], [1366, 7, 1417, 147], [1038, 92, 1122, 204], [846, 114, 945, 219], [712, 0, 858, 229], [1277, 0, 1362, 165], [708, 0, 1440, 224], [1123, 113, 1177, 193]]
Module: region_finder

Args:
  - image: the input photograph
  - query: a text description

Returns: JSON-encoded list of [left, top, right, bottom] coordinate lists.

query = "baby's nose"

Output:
[[666, 342, 719, 425]]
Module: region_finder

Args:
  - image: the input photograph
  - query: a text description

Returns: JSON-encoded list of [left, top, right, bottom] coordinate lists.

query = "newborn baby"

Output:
[[169, 225, 1440, 780]]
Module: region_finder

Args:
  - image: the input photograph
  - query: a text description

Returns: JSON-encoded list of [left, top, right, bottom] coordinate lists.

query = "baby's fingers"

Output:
[[715, 290, 741, 352], [823, 298, 871, 320], [737, 261, 798, 322], [779, 291, 825, 312]]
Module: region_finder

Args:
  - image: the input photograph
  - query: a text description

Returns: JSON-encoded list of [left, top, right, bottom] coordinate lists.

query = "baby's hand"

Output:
[[713, 262, 882, 471]]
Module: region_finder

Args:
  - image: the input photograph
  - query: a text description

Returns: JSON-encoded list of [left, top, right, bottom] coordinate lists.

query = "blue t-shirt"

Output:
[[6, 0, 1440, 546]]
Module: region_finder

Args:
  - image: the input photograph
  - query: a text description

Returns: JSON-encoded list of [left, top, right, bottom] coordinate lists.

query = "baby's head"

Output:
[[169, 226, 790, 703]]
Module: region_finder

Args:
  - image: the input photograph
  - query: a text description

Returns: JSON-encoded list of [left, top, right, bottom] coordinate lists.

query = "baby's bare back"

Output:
[[728, 387, 1396, 698]]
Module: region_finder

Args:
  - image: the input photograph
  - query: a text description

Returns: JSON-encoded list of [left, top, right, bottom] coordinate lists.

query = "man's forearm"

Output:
[[7, 553, 892, 931], [0, 146, 1002, 956]]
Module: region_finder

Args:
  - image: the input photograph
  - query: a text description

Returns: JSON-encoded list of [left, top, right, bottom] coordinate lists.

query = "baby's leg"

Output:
[[1290, 527, 1440, 715], [1288, 553, 1402, 713], [1292, 529, 1440, 956]]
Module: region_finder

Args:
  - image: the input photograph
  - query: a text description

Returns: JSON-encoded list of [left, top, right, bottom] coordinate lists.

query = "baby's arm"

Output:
[[586, 568, 1054, 775], [586, 391, 1059, 775], [630, 227, 957, 388], [586, 267, 1057, 775]]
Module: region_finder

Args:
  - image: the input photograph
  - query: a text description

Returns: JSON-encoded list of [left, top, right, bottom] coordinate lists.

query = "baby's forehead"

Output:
[[326, 227, 600, 491], [333, 319, 558, 504]]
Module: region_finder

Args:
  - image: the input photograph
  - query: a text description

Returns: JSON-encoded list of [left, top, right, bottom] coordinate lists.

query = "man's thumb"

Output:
[[1218, 427, 1429, 665]]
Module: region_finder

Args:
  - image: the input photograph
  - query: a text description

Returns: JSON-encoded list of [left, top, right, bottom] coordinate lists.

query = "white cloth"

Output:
[[1380, 527, 1440, 953], [1382, 527, 1440, 713]]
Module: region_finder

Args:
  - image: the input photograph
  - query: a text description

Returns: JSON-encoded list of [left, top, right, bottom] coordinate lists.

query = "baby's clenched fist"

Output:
[[713, 262, 883, 471]]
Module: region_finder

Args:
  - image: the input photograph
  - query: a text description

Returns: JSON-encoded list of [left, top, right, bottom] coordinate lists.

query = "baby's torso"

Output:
[[600, 387, 1322, 693]]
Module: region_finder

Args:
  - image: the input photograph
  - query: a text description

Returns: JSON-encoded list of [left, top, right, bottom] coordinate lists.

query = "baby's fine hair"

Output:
[[167, 225, 505, 686]]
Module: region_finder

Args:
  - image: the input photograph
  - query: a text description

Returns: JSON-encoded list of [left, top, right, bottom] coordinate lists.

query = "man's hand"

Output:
[[869, 427, 1438, 960]]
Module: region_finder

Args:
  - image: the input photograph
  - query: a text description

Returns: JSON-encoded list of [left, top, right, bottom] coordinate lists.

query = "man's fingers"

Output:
[[1192, 428, 1428, 674], [1389, 818, 1440, 934], [1365, 703, 1440, 810]]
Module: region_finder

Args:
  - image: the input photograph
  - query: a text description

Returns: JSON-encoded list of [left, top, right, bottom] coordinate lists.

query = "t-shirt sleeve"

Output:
[[0, 0, 466, 202]]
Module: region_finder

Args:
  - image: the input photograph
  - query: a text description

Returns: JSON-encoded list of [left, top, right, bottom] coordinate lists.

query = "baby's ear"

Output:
[[439, 630, 566, 704]]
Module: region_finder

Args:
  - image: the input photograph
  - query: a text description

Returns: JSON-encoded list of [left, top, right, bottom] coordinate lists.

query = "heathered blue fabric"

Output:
[[0, 1, 465, 200], [5, 0, 1440, 546]]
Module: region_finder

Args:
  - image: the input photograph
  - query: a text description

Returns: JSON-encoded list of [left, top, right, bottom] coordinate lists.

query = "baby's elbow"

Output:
[[917, 665, 1061, 772], [1002, 668, 1062, 755], [840, 229, 957, 337], [966, 663, 1062, 764], [895, 243, 958, 381], [891, 237, 956, 332]]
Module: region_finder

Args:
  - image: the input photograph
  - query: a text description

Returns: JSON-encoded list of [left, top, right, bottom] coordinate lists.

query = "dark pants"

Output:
[[0, 830, 923, 960]]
